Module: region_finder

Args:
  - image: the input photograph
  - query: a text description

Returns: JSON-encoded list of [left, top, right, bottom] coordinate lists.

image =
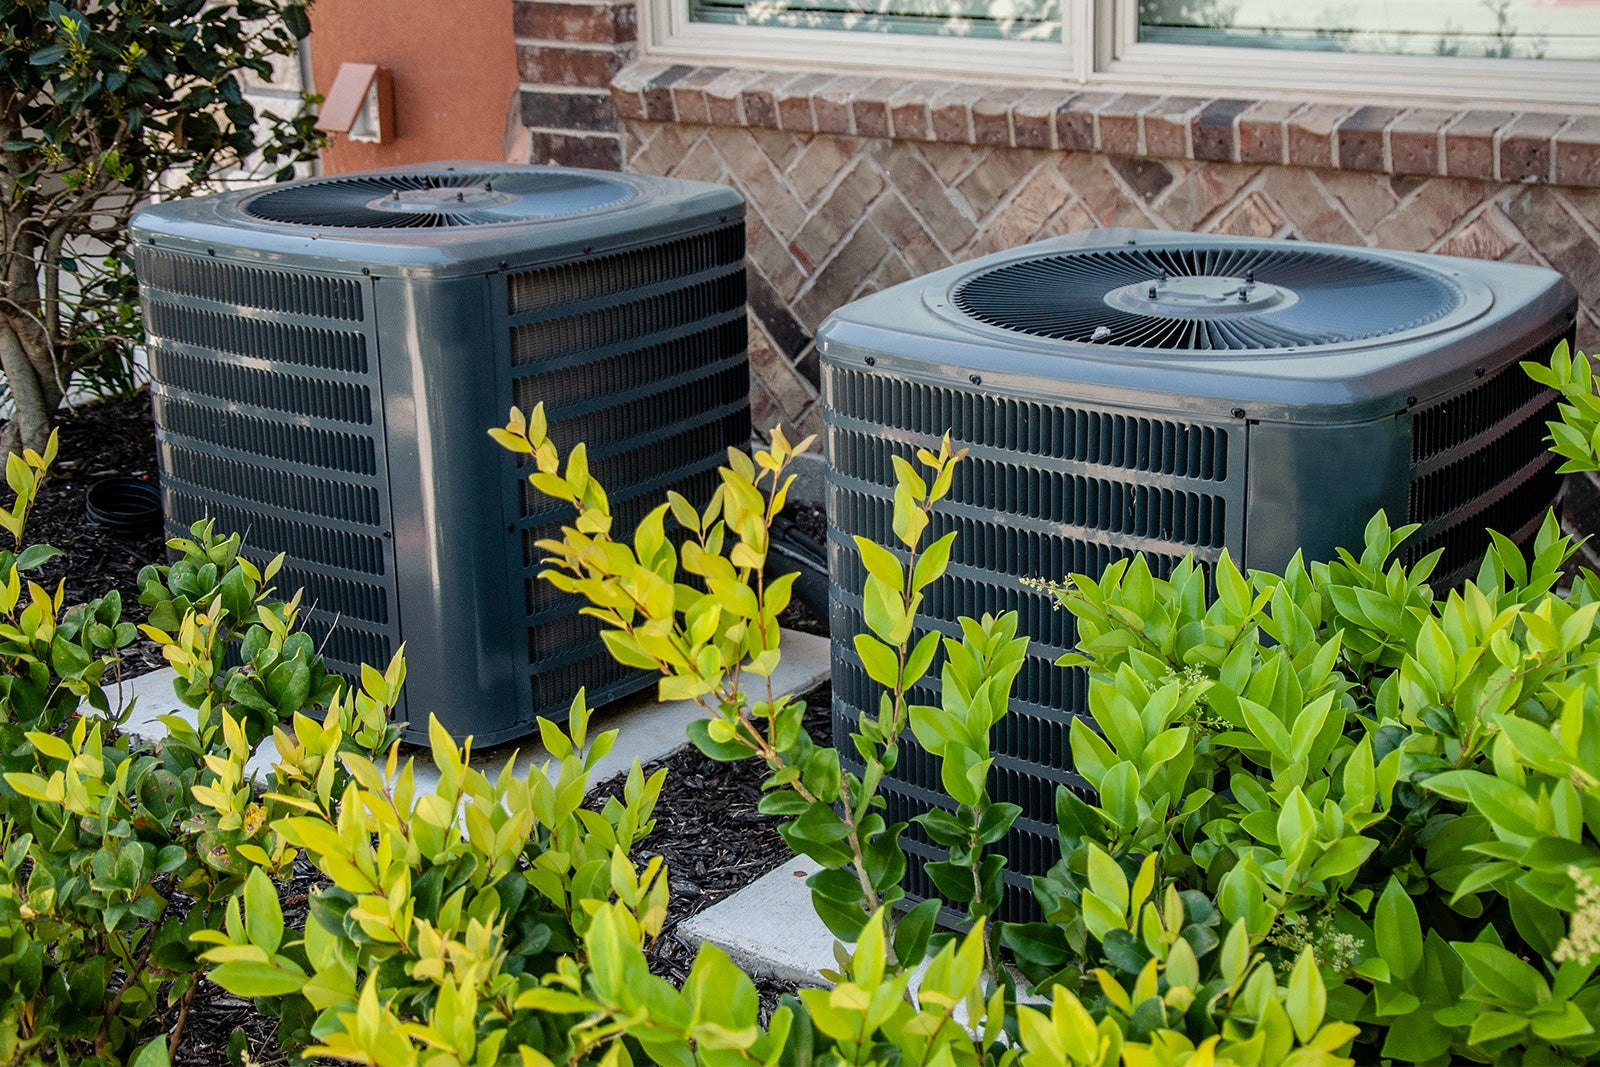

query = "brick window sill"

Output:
[[612, 62, 1600, 188]]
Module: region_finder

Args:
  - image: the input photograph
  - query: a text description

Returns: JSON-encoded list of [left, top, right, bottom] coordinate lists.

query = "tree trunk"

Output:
[[0, 311, 57, 455]]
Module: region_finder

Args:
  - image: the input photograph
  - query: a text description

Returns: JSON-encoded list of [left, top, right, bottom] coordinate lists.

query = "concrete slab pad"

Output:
[[110, 628, 833, 794], [676, 854, 837, 987]]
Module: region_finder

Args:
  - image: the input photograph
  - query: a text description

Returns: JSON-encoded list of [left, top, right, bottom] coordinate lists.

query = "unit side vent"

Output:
[[831, 428, 1229, 549], [149, 347, 373, 424], [510, 274, 745, 365], [1412, 355, 1555, 464], [512, 320, 746, 412], [160, 443, 381, 526], [146, 302, 368, 373], [153, 393, 379, 476], [509, 224, 744, 312], [276, 565, 390, 625], [164, 489, 386, 575], [831, 369, 1229, 480], [1405, 329, 1570, 583], [137, 248, 364, 321]]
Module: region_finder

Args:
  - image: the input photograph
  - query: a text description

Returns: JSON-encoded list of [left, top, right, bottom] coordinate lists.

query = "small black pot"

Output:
[[84, 477, 163, 538], [767, 516, 830, 635]]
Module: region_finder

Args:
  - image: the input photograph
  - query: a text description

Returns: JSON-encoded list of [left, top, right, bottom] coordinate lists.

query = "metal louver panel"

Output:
[[826, 365, 1243, 920], [1403, 328, 1571, 586], [507, 222, 750, 724], [141, 250, 398, 685]]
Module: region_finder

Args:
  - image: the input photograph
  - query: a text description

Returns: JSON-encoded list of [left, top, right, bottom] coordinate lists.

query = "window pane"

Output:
[[691, 0, 1059, 40], [1138, 1, 1600, 61]]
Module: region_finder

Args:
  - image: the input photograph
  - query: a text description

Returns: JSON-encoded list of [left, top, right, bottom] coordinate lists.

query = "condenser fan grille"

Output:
[[951, 245, 1463, 350], [242, 171, 634, 228]]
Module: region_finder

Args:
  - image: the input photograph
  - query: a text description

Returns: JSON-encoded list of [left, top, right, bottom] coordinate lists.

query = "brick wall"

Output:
[[512, 0, 637, 167]]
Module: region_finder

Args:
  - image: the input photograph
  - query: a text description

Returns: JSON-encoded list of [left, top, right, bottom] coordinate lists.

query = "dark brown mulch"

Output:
[[30, 393, 167, 674], [585, 686, 833, 1016]]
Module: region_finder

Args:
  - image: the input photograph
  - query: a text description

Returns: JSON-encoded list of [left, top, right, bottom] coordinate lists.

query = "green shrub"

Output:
[[0, 440, 398, 1064], [168, 342, 1600, 1066]]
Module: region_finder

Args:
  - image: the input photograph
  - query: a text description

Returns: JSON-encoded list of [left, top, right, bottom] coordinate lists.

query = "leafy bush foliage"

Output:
[[1, 0, 322, 452], [0, 444, 398, 1065], [11, 345, 1600, 1066]]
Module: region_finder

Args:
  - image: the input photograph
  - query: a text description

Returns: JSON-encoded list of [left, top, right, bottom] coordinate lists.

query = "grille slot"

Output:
[[512, 319, 747, 413], [1412, 355, 1557, 464], [137, 248, 364, 321], [510, 224, 744, 312], [150, 346, 372, 424], [830, 369, 1229, 480], [146, 301, 368, 373], [153, 392, 378, 476], [164, 488, 387, 575], [510, 273, 745, 365], [161, 443, 380, 526], [275, 565, 390, 625]]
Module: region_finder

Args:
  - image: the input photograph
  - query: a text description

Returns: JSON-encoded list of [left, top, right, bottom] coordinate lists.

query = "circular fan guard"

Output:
[[242, 171, 635, 228], [950, 245, 1463, 351]]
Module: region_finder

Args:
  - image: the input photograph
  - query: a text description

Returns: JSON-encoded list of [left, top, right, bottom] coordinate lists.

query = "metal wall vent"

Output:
[[133, 162, 748, 745], [821, 229, 1577, 920]]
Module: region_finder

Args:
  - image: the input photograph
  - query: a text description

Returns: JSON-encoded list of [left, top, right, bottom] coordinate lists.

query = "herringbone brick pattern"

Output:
[[624, 118, 1600, 439]]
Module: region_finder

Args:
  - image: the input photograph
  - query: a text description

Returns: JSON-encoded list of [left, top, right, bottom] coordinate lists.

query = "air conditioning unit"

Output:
[[819, 228, 1576, 919], [130, 162, 749, 744]]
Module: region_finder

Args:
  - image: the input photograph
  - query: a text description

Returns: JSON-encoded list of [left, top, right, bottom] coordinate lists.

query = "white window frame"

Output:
[[641, 0, 1600, 110], [1091, 0, 1600, 109]]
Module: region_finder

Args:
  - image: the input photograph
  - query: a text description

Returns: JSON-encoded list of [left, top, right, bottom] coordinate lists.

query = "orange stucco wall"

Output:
[[309, 0, 518, 172]]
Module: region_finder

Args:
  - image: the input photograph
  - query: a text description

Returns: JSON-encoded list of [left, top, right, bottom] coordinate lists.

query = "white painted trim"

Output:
[[1098, 0, 1600, 110], [640, 0, 1600, 110], [645, 1, 1071, 84]]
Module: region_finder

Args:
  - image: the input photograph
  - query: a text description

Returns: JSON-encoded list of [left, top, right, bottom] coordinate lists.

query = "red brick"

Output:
[[1055, 92, 1118, 153], [971, 91, 1017, 147], [1555, 116, 1600, 188], [1095, 93, 1157, 157], [777, 73, 832, 132], [812, 76, 869, 136], [1336, 106, 1401, 172], [1012, 90, 1064, 150], [740, 73, 788, 129], [669, 66, 729, 126], [609, 66, 650, 121], [703, 69, 761, 126], [1238, 100, 1300, 165], [888, 82, 939, 142], [1498, 111, 1568, 183], [1192, 99, 1251, 163], [851, 79, 899, 140], [1387, 109, 1456, 177], [929, 83, 987, 144], [529, 130, 622, 169], [517, 44, 622, 89], [1212, 189, 1284, 237], [640, 65, 692, 121], [1142, 97, 1204, 160], [521, 88, 617, 133], [1285, 104, 1351, 169], [1445, 111, 1514, 179], [513, 1, 636, 44]]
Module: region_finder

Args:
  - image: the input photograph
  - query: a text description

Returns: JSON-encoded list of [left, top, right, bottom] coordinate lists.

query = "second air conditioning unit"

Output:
[[820, 229, 1576, 919]]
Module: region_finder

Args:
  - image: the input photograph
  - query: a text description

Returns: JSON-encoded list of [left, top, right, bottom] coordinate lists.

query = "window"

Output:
[[643, 0, 1600, 107]]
